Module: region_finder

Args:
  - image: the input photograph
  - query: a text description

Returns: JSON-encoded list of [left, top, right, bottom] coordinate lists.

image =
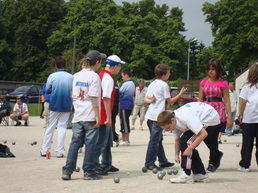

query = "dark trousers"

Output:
[[180, 130, 206, 175], [145, 120, 168, 166], [203, 123, 222, 166], [239, 123, 258, 168], [111, 106, 119, 142]]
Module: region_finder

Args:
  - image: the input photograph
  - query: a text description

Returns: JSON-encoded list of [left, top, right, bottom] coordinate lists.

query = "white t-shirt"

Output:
[[239, 83, 258, 123], [145, 79, 171, 121], [13, 103, 28, 115], [173, 102, 220, 139], [101, 73, 114, 99], [72, 69, 101, 123]]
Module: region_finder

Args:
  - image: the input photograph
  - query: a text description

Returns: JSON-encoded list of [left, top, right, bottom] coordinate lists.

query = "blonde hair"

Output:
[[157, 110, 174, 127]]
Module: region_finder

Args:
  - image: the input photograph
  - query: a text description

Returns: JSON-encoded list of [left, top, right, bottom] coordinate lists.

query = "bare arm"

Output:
[[183, 128, 208, 157], [223, 87, 232, 128], [198, 85, 204, 102], [167, 87, 187, 104], [103, 97, 112, 127], [175, 138, 180, 163], [90, 97, 100, 128], [144, 95, 156, 104], [238, 99, 247, 124]]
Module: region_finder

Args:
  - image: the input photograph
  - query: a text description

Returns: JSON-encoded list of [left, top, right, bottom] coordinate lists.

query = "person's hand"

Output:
[[104, 118, 112, 127], [150, 95, 156, 103], [94, 116, 100, 128], [226, 119, 232, 128], [183, 147, 192, 158], [238, 115, 243, 124], [175, 155, 180, 163], [179, 87, 188, 95]]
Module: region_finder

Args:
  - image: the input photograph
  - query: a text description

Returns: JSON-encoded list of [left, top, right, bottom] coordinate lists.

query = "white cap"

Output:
[[106, 55, 127, 66]]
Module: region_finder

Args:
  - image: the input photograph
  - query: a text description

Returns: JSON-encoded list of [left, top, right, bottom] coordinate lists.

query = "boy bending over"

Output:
[[158, 102, 220, 183]]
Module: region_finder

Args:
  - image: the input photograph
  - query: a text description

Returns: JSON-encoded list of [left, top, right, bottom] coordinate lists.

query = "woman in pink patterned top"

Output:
[[198, 58, 232, 172]]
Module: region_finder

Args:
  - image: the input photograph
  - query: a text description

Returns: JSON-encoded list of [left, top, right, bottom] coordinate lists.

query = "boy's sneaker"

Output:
[[84, 172, 102, 180], [146, 164, 162, 171], [139, 126, 143, 130], [169, 172, 194, 183], [159, 162, 175, 168], [62, 170, 71, 180], [237, 167, 250, 172], [193, 173, 210, 183], [218, 140, 222, 144], [108, 165, 119, 172], [24, 122, 28, 126], [120, 141, 130, 146], [206, 164, 216, 172], [131, 125, 135, 130], [57, 153, 64, 158], [15, 122, 21, 126]]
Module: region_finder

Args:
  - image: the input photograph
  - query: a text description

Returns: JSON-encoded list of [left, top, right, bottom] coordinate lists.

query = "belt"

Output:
[[204, 97, 223, 102]]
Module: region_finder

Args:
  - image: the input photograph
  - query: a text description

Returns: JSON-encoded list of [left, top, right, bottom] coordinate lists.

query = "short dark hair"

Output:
[[155, 63, 170, 78], [157, 110, 174, 127], [55, 56, 66, 69], [122, 69, 131, 77], [206, 58, 222, 79]]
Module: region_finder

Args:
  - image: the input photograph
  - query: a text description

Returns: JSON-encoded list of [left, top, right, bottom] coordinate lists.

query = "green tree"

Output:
[[202, 0, 258, 80], [47, 0, 187, 80], [1, 0, 65, 82]]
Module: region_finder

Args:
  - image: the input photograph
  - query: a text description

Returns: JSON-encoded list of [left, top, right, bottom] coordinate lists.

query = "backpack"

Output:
[[0, 143, 15, 158]]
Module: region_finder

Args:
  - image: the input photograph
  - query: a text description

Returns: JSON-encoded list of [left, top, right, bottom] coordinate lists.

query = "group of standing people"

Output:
[[37, 52, 257, 183]]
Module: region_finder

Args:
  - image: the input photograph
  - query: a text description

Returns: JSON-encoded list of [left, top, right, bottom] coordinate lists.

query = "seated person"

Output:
[[10, 97, 29, 126], [0, 95, 11, 124]]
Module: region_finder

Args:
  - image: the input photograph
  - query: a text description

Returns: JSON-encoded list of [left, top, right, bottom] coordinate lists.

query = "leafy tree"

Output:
[[0, 0, 65, 82], [202, 0, 258, 80]]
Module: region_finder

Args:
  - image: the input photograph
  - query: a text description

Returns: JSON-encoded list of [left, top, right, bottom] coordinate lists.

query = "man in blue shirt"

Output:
[[40, 56, 73, 158]]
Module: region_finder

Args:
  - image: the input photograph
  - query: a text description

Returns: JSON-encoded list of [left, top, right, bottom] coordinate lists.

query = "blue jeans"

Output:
[[62, 122, 98, 174], [94, 125, 113, 169], [145, 120, 168, 166], [225, 111, 236, 134]]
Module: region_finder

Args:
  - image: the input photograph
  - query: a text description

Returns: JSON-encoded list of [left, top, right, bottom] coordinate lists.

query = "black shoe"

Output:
[[207, 164, 216, 172], [218, 140, 222, 144], [96, 169, 108, 176], [62, 169, 72, 180], [40, 153, 46, 157], [24, 122, 28, 126], [146, 164, 162, 171], [84, 172, 102, 180], [108, 165, 119, 172], [214, 151, 223, 169], [15, 122, 21, 126], [159, 162, 175, 168]]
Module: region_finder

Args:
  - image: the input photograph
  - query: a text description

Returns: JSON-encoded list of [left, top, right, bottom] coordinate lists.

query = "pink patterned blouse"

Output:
[[200, 77, 228, 122]]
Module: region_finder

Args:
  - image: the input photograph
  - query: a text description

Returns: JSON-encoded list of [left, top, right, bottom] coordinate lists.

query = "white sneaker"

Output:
[[193, 173, 210, 183], [131, 125, 135, 130], [139, 126, 143, 130], [237, 167, 250, 172], [169, 172, 194, 183], [120, 141, 130, 146]]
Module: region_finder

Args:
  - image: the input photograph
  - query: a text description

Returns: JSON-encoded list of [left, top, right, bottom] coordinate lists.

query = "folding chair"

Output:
[[1, 116, 9, 126]]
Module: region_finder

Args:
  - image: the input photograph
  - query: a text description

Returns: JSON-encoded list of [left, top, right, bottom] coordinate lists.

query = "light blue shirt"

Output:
[[119, 80, 135, 110], [46, 69, 73, 112]]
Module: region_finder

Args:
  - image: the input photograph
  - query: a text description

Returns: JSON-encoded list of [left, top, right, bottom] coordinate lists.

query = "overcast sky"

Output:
[[114, 0, 219, 46]]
